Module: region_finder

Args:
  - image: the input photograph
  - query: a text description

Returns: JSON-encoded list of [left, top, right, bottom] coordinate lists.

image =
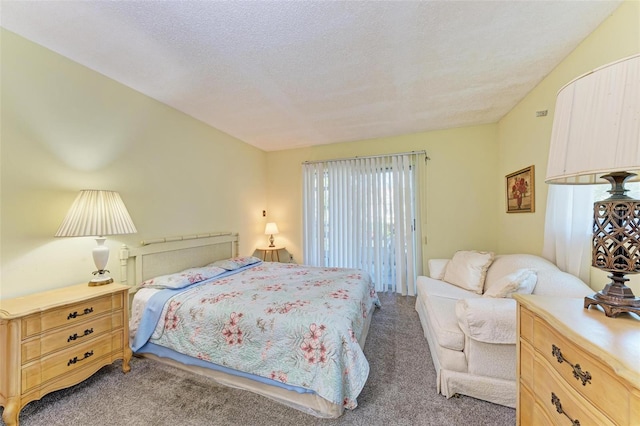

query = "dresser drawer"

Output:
[[632, 390, 640, 425], [531, 402, 555, 425], [519, 339, 534, 390], [21, 330, 122, 393], [533, 354, 614, 426], [519, 306, 534, 344], [533, 318, 629, 424], [21, 293, 123, 338], [21, 311, 123, 364], [518, 382, 535, 425]]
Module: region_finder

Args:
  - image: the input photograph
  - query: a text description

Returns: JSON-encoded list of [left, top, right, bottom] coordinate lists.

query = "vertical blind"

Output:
[[302, 152, 425, 295]]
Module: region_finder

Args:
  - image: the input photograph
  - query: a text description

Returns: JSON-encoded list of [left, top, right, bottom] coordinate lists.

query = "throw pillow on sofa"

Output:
[[443, 250, 495, 294], [483, 268, 537, 298]]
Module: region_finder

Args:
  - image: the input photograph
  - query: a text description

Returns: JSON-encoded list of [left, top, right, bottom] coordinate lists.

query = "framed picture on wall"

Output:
[[506, 165, 535, 213]]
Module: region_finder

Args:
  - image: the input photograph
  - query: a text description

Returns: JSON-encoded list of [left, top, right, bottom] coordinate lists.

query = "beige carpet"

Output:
[[3, 293, 515, 426]]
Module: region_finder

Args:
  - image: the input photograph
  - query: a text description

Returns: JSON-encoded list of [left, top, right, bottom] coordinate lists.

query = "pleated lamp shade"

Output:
[[545, 54, 640, 185], [56, 190, 137, 286], [545, 54, 640, 317], [264, 222, 279, 236], [264, 222, 279, 247], [55, 190, 137, 237]]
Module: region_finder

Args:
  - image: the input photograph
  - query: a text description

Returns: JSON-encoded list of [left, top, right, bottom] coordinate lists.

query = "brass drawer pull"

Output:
[[67, 328, 94, 342], [551, 392, 581, 425], [67, 307, 94, 320], [67, 350, 94, 366], [552, 344, 592, 386]]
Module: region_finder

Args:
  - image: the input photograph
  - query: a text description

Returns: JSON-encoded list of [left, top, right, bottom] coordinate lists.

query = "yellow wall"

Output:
[[497, 0, 640, 292], [2, 1, 638, 299], [267, 124, 500, 270], [0, 30, 268, 299]]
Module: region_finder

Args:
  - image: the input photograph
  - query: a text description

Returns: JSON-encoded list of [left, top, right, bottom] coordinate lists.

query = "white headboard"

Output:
[[119, 232, 239, 286]]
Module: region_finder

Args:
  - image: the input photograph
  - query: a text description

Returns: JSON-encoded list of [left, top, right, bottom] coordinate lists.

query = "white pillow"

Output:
[[483, 268, 537, 298], [140, 266, 226, 289], [209, 256, 262, 271], [443, 250, 495, 294], [428, 259, 450, 280]]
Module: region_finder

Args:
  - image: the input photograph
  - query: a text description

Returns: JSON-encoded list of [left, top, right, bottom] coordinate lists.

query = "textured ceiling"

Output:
[[1, 1, 621, 151]]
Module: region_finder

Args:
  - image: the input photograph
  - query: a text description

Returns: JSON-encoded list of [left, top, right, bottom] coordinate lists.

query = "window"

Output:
[[303, 153, 425, 295]]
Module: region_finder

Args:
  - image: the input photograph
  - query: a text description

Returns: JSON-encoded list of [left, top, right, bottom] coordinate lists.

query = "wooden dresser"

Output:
[[0, 283, 132, 426], [515, 295, 640, 425]]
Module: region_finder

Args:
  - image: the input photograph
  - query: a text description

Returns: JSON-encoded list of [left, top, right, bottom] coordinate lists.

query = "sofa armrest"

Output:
[[455, 298, 517, 344], [428, 259, 450, 280]]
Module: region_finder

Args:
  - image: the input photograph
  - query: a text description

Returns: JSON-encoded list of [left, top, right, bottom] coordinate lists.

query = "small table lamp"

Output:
[[264, 222, 279, 248], [55, 190, 138, 286], [546, 54, 640, 317]]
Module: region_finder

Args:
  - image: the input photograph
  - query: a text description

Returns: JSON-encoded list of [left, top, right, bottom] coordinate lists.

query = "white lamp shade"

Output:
[[55, 190, 137, 237], [264, 222, 279, 235], [546, 54, 640, 184]]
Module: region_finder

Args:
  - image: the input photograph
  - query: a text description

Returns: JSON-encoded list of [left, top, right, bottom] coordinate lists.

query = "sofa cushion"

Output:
[[421, 293, 465, 351], [417, 275, 481, 300], [455, 298, 517, 344], [483, 269, 537, 298], [443, 250, 495, 294]]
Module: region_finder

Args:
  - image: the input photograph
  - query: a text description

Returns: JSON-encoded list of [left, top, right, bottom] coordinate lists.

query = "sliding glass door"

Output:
[[303, 152, 424, 295]]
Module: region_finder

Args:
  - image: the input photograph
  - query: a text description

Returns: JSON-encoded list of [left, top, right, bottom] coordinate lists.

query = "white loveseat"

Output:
[[415, 252, 592, 407]]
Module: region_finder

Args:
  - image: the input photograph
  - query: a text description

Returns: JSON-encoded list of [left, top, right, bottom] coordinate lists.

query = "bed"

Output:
[[120, 232, 380, 418]]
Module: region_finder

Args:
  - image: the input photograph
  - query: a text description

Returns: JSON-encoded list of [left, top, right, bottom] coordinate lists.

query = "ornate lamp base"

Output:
[[584, 293, 640, 317], [587, 172, 640, 319]]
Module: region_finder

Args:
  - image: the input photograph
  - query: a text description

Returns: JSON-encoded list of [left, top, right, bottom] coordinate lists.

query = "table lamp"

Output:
[[546, 54, 640, 317], [55, 190, 138, 286], [264, 222, 279, 247]]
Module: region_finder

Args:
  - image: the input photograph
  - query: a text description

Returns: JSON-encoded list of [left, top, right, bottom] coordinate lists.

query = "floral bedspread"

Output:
[[143, 262, 380, 409]]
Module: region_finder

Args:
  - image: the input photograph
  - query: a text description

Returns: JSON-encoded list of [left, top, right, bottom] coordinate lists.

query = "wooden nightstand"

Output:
[[0, 283, 132, 426], [515, 295, 640, 425], [256, 246, 285, 262]]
